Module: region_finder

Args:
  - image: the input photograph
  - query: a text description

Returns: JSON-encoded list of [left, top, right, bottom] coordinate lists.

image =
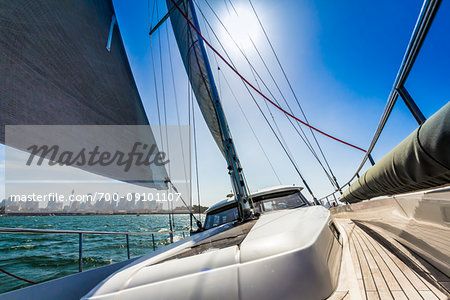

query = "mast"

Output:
[[187, 0, 252, 220]]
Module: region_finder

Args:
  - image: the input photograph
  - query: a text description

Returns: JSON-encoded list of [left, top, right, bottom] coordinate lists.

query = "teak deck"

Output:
[[328, 219, 449, 300]]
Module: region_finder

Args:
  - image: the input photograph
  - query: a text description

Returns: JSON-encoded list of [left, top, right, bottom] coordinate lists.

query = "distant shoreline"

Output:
[[0, 212, 197, 217]]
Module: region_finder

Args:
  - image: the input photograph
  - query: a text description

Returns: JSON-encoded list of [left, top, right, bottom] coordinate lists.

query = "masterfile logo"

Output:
[[25, 142, 169, 172], [4, 125, 191, 214]]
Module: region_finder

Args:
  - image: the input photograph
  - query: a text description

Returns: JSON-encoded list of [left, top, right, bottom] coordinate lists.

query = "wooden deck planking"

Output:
[[356, 227, 403, 293], [346, 222, 367, 299], [360, 223, 450, 297], [391, 291, 408, 300], [351, 225, 378, 293], [352, 224, 429, 300], [332, 219, 448, 300], [353, 230, 392, 299]]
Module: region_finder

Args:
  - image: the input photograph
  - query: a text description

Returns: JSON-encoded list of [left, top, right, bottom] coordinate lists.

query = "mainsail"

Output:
[[0, 0, 168, 189]]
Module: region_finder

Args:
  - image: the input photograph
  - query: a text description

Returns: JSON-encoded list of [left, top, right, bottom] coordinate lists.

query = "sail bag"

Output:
[[340, 102, 450, 203]]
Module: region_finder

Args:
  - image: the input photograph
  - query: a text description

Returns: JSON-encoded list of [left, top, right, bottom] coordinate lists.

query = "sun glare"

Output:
[[221, 3, 260, 51]]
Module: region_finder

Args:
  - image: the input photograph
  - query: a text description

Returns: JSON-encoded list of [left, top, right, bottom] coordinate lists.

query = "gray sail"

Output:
[[0, 0, 168, 189], [340, 102, 450, 203], [166, 0, 225, 156]]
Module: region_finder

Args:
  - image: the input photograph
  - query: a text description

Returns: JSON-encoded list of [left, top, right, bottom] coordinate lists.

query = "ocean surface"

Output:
[[0, 214, 192, 293]]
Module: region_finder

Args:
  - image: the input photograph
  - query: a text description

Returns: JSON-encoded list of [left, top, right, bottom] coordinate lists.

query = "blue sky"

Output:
[[1, 0, 449, 206]]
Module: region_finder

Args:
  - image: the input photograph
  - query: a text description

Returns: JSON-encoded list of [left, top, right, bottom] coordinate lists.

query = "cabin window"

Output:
[[260, 193, 307, 212], [204, 206, 239, 229]]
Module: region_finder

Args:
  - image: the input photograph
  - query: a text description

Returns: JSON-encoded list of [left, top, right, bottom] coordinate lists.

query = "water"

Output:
[[0, 214, 191, 293]]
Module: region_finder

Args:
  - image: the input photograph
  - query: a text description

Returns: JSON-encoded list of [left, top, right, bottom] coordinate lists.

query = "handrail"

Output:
[[321, 0, 441, 201], [0, 227, 188, 236], [0, 227, 190, 273]]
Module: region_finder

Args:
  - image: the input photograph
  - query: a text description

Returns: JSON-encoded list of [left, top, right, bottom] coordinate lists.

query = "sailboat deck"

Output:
[[329, 219, 449, 300]]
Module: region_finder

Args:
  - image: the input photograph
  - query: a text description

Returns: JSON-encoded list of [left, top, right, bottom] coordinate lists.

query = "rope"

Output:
[[220, 70, 282, 185], [183, 0, 202, 222], [165, 17, 191, 230], [245, 37, 338, 188], [168, 181, 201, 225], [155, 2, 175, 233], [197, 3, 282, 185], [247, 0, 340, 189], [223, 0, 231, 15], [0, 268, 37, 284], [194, 1, 296, 177], [192, 0, 316, 200], [157, 1, 170, 154], [186, 8, 194, 230], [149, 2, 164, 148], [202, 0, 319, 164], [169, 0, 366, 153], [191, 90, 202, 221]]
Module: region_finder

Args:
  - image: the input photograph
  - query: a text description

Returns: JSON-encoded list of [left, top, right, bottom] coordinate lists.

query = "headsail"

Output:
[[0, 0, 168, 189], [165, 0, 225, 156], [166, 0, 253, 219]]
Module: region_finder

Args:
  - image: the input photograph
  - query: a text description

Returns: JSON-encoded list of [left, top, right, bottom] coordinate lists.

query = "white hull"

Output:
[[82, 206, 342, 299]]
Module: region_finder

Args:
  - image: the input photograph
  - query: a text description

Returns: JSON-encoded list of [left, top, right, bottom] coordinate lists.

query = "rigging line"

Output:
[[220, 70, 282, 185], [241, 50, 298, 178], [188, 91, 193, 227], [0, 268, 37, 284], [149, 0, 155, 29], [156, 1, 170, 157], [242, 171, 255, 213], [242, 51, 295, 166], [226, 0, 237, 15], [184, 0, 203, 218], [185, 0, 203, 221], [186, 6, 194, 230], [250, 86, 317, 200], [149, 33, 165, 150], [169, 184, 175, 232], [247, 38, 319, 160], [247, 38, 337, 188], [195, 0, 275, 197], [149, 2, 164, 151], [188, 81, 193, 229], [244, 41, 336, 187], [170, 0, 366, 153], [259, 87, 301, 183], [148, 0, 151, 30], [165, 12, 191, 217], [191, 2, 252, 204], [191, 89, 202, 220], [167, 181, 201, 224], [200, 0, 336, 188], [223, 0, 231, 15], [247, 0, 340, 188], [200, 10, 222, 99], [156, 2, 174, 232], [195, 2, 334, 190], [192, 0, 315, 197], [240, 57, 290, 190]]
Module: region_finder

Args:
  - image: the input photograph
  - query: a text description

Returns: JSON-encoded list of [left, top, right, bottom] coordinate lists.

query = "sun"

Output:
[[220, 3, 260, 51]]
